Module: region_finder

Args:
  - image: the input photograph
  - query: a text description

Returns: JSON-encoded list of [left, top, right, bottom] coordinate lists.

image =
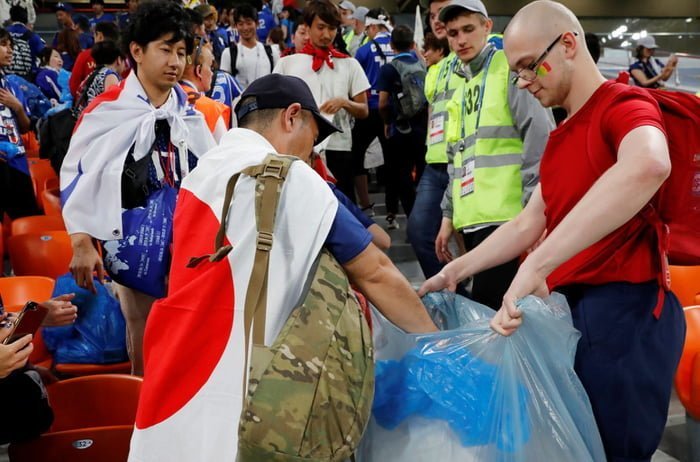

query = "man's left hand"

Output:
[[319, 98, 346, 115], [490, 260, 549, 336]]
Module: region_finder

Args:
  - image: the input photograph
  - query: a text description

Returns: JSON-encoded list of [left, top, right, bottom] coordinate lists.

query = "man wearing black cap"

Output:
[[129, 73, 436, 461]]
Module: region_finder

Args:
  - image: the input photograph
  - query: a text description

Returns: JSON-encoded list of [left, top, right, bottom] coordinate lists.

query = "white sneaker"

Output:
[[387, 214, 399, 230]]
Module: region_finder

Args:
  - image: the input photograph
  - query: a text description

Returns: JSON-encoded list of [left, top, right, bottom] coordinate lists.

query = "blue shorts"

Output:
[[558, 281, 686, 462]]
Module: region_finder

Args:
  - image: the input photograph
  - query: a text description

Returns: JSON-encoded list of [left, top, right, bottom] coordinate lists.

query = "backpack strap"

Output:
[[263, 44, 274, 71], [585, 81, 670, 318], [186, 154, 297, 397], [229, 42, 239, 76], [371, 38, 387, 64]]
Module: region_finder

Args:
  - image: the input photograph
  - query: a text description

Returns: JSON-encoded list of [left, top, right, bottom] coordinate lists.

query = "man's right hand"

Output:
[[435, 217, 454, 263], [69, 233, 105, 293]]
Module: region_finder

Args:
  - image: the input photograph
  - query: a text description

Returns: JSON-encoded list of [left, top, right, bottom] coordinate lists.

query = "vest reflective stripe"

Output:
[[450, 50, 525, 231], [425, 53, 462, 165]]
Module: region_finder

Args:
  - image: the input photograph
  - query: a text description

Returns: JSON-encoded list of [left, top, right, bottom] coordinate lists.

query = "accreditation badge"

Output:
[[428, 113, 445, 145], [460, 158, 475, 197]]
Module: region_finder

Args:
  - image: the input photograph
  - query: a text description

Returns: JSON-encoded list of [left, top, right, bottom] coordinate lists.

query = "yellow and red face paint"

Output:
[[536, 61, 552, 77]]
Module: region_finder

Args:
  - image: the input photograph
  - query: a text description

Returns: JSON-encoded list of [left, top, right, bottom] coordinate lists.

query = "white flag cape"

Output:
[[128, 128, 338, 461], [60, 72, 216, 241]]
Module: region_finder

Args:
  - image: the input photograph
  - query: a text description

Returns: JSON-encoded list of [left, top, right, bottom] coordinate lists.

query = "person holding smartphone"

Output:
[[0, 312, 33, 378]]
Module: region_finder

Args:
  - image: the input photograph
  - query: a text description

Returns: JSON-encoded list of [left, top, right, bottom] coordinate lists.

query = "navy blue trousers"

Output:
[[559, 281, 686, 462]]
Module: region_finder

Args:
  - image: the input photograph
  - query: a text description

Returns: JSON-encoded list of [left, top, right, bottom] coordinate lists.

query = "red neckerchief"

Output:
[[299, 43, 348, 71]]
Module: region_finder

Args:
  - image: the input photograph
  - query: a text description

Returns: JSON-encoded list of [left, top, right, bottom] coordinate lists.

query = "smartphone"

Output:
[[2, 301, 48, 345]]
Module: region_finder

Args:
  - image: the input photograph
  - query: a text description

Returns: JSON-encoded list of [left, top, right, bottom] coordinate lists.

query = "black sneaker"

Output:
[[386, 214, 399, 230]]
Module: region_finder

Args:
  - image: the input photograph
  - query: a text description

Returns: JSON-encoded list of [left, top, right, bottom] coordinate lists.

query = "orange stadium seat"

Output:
[[675, 306, 700, 419], [27, 159, 59, 211], [10, 215, 66, 236], [41, 187, 63, 216], [0, 276, 55, 309], [21, 132, 40, 158], [47, 374, 142, 431], [8, 231, 73, 279], [670, 265, 700, 308], [8, 374, 142, 462]]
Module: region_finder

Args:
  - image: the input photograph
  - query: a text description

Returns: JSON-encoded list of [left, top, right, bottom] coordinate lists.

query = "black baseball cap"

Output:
[[235, 74, 341, 144]]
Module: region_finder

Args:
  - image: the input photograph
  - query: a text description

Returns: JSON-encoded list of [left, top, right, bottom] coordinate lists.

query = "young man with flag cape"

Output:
[[128, 73, 437, 461], [60, 1, 216, 376], [273, 0, 369, 205]]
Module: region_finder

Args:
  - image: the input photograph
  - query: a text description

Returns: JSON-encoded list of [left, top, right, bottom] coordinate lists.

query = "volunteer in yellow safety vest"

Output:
[[345, 6, 370, 56], [435, 0, 554, 309]]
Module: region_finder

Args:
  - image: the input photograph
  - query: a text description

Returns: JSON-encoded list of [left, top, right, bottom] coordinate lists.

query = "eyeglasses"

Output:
[[188, 35, 206, 67], [511, 31, 578, 85]]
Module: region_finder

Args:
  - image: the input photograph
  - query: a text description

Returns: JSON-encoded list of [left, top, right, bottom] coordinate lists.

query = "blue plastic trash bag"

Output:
[[5, 74, 52, 119], [101, 185, 176, 298], [357, 291, 605, 462], [42, 273, 128, 364]]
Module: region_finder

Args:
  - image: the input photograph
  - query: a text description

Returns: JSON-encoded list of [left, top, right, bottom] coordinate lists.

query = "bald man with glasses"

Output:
[[431, 0, 554, 310], [421, 2, 685, 460]]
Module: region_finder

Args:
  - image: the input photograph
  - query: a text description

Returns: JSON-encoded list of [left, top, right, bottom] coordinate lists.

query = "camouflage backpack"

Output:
[[191, 154, 374, 461]]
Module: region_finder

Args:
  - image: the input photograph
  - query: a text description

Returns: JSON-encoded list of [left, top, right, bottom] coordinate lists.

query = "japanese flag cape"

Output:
[[60, 72, 216, 240], [128, 128, 339, 461]]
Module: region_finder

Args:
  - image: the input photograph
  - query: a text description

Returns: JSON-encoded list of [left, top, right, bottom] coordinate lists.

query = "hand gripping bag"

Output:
[[42, 273, 128, 364], [357, 291, 605, 462]]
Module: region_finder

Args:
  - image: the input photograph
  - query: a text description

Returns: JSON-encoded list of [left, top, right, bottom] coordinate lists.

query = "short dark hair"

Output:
[[0, 28, 11, 46], [95, 21, 120, 41], [390, 25, 414, 52], [237, 96, 280, 129], [123, 1, 193, 68], [38, 46, 57, 66], [9, 5, 28, 24], [423, 31, 449, 56], [90, 0, 106, 5], [234, 4, 258, 23], [303, 0, 340, 28], [92, 40, 124, 65], [185, 7, 204, 28], [75, 14, 90, 32]]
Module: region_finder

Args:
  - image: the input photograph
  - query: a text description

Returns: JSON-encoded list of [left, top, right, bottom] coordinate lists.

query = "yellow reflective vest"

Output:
[[424, 52, 462, 164], [446, 49, 525, 231]]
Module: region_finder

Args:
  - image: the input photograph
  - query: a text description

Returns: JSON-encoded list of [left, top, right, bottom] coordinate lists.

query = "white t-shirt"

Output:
[[220, 41, 280, 89], [273, 53, 370, 152]]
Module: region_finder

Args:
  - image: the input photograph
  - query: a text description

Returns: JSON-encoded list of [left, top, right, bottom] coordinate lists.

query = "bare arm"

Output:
[[378, 90, 391, 124], [492, 125, 671, 335], [367, 223, 391, 250], [344, 244, 438, 333], [630, 68, 667, 88], [320, 91, 369, 119], [69, 232, 106, 293], [103, 73, 120, 91]]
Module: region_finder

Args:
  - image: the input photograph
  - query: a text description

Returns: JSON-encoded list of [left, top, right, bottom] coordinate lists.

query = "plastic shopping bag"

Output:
[[357, 291, 605, 462], [42, 273, 128, 364], [102, 185, 176, 298]]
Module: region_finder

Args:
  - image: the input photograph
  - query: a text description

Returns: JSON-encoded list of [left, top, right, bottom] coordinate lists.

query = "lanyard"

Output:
[[460, 48, 496, 141], [438, 55, 459, 95]]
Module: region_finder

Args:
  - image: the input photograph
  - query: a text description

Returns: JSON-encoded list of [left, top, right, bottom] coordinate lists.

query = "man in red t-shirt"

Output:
[[419, 1, 685, 460], [69, 21, 120, 99]]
